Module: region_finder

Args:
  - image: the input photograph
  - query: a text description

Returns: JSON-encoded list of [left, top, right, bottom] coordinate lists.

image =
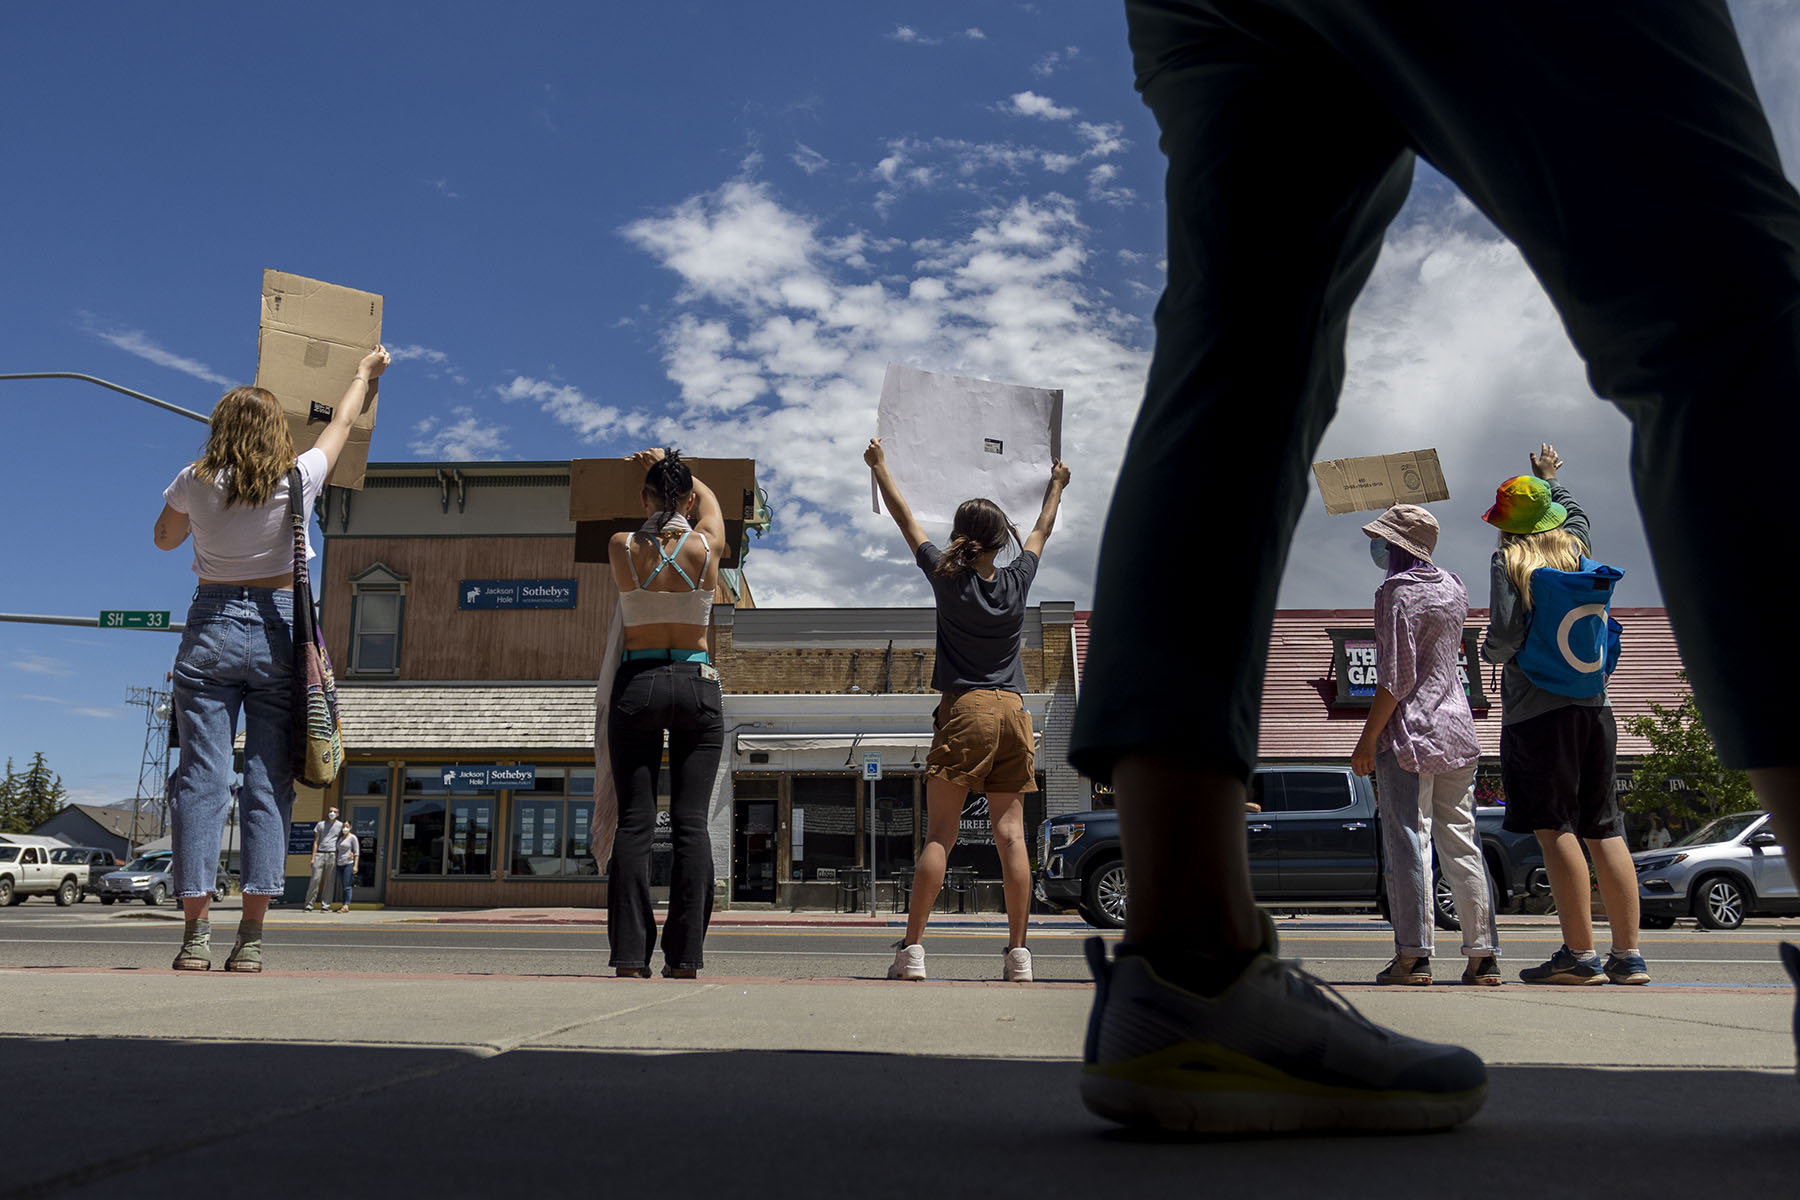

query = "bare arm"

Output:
[[1021, 460, 1071, 558], [311, 347, 390, 479], [864, 438, 928, 555], [1350, 686, 1399, 776], [153, 504, 190, 551]]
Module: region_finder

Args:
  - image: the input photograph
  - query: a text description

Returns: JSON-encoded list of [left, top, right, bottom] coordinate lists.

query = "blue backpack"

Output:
[[1516, 555, 1624, 698]]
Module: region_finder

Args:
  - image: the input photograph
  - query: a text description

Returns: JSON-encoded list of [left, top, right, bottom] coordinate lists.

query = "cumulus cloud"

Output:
[[498, 376, 646, 442], [960, 28, 986, 41], [1006, 91, 1075, 120], [409, 408, 510, 460], [78, 314, 235, 387], [1032, 46, 1081, 77]]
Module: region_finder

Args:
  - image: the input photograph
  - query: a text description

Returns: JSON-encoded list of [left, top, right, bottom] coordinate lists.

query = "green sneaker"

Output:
[[225, 922, 264, 973], [172, 920, 212, 972]]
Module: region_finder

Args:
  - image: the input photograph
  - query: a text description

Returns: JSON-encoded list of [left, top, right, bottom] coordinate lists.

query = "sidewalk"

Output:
[[3, 954, 1794, 1197]]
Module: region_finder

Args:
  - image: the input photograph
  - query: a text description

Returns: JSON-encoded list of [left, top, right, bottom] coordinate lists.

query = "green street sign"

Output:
[[99, 610, 171, 630]]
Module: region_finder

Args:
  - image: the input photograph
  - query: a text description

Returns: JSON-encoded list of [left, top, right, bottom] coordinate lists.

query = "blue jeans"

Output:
[[1072, 0, 1800, 779], [336, 863, 355, 907], [1375, 753, 1497, 960], [168, 587, 297, 898]]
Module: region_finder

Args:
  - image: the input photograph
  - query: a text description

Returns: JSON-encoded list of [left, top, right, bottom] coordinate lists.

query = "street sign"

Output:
[[100, 610, 170, 630], [862, 753, 882, 781]]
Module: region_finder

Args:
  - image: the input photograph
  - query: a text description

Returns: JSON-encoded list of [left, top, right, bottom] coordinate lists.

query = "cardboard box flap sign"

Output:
[[568, 458, 758, 570], [254, 270, 383, 490], [1312, 449, 1449, 516], [875, 363, 1063, 527]]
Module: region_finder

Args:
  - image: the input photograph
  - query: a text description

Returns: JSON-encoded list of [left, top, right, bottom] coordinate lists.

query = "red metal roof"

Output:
[[1073, 608, 1688, 762]]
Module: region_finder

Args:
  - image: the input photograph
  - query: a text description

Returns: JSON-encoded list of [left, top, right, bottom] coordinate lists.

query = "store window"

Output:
[[509, 768, 598, 877], [348, 563, 407, 676], [397, 768, 494, 876], [791, 774, 857, 881]]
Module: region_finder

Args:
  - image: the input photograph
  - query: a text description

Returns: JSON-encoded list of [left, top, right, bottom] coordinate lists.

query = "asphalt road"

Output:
[[1, 908, 1793, 986]]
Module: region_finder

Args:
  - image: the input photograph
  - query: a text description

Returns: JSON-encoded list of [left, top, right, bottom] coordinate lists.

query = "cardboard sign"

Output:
[[875, 364, 1062, 527], [254, 270, 383, 490], [1312, 449, 1449, 516], [568, 457, 758, 568]]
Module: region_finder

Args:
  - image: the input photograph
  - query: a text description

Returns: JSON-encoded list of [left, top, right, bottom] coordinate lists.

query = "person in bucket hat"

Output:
[[1352, 505, 1499, 988], [1481, 444, 1649, 987]]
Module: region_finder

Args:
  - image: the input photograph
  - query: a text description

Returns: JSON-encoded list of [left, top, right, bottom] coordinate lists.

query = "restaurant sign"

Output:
[[1326, 628, 1490, 710]]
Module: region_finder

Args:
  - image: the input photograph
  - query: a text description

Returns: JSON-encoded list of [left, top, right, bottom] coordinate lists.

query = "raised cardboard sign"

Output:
[[254, 270, 383, 490], [568, 458, 758, 568], [1312, 449, 1449, 516]]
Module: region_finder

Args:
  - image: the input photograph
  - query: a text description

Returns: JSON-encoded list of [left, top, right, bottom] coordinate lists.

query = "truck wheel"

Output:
[[100, 896, 115, 905], [145, 884, 167, 907], [1082, 860, 1128, 929], [1434, 875, 1462, 932], [1641, 914, 1676, 930], [0, 878, 13, 906], [56, 879, 78, 907], [1693, 875, 1748, 930]]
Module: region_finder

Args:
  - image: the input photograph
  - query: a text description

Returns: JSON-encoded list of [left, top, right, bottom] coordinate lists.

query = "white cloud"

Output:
[[1032, 46, 1081, 77], [791, 143, 829, 175], [70, 706, 121, 720], [960, 28, 986, 41], [11, 654, 75, 677], [498, 376, 645, 442], [887, 25, 937, 45], [78, 315, 235, 387], [409, 407, 509, 460], [1006, 91, 1075, 120], [388, 344, 450, 364], [426, 178, 462, 200]]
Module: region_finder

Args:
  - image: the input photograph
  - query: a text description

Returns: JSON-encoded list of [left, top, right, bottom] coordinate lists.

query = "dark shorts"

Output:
[[1499, 705, 1623, 840], [928, 689, 1038, 794]]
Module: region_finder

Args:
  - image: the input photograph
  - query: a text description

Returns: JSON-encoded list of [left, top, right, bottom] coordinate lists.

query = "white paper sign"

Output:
[[875, 363, 1063, 527]]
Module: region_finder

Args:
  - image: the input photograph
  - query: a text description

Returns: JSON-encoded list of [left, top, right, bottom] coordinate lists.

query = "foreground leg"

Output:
[[1520, 831, 1605, 986]]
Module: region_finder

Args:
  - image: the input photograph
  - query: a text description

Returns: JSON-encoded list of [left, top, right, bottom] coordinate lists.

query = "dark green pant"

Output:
[[1073, 0, 1800, 778]]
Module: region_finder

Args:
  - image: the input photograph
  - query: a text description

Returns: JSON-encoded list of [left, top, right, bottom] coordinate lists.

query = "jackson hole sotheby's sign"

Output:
[[458, 579, 579, 610]]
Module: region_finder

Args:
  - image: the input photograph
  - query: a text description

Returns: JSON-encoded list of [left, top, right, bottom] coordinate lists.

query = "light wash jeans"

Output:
[[168, 587, 297, 899], [1375, 752, 1498, 960]]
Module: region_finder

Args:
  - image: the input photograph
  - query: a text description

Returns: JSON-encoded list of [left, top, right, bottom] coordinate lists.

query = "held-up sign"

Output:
[[1312, 449, 1449, 516], [255, 270, 383, 491], [875, 364, 1062, 527]]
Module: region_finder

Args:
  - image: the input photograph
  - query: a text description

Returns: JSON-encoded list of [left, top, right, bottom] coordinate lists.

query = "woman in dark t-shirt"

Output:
[[865, 437, 1070, 982]]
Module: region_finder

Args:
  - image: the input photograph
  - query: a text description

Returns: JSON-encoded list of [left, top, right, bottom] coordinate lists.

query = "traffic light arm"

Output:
[[0, 373, 210, 424]]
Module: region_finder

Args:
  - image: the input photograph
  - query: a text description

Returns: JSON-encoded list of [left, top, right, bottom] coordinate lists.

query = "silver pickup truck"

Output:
[[0, 838, 88, 907]]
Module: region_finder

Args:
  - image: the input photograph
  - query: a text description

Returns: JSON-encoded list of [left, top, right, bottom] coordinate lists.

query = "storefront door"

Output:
[[733, 800, 778, 903], [350, 803, 384, 904]]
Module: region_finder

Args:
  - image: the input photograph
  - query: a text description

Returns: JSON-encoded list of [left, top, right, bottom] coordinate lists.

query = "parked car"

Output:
[[97, 854, 176, 906], [49, 846, 124, 902], [1634, 810, 1795, 930], [0, 836, 87, 907], [1035, 765, 1540, 931]]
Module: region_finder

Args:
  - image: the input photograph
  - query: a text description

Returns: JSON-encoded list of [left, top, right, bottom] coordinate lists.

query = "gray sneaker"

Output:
[[1080, 921, 1487, 1134]]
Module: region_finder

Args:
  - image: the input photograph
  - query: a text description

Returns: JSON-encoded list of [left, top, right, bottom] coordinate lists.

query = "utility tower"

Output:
[[124, 682, 173, 858]]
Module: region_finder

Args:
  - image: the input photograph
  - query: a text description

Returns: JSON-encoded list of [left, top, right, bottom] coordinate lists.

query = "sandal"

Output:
[[172, 921, 212, 972]]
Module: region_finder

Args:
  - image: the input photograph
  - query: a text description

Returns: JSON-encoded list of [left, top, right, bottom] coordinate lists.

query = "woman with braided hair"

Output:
[[866, 437, 1070, 981], [604, 448, 728, 979]]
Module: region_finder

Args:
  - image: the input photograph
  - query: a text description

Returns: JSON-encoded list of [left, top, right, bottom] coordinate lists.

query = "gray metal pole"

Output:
[[0, 613, 184, 632], [0, 373, 211, 424], [868, 776, 878, 919]]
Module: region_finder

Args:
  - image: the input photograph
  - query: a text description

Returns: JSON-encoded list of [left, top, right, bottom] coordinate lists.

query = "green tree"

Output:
[[1622, 676, 1755, 829], [0, 753, 68, 833]]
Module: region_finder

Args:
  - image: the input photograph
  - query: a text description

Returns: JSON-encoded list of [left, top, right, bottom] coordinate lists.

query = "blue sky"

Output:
[[4, 2, 1799, 804]]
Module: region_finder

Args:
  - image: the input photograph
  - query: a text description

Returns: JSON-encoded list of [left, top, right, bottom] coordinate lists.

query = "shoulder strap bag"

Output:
[[289, 467, 344, 787]]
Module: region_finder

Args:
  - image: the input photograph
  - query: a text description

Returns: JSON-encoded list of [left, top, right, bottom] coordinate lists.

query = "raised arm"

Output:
[[865, 438, 929, 554], [1021, 459, 1071, 558], [311, 347, 390, 479]]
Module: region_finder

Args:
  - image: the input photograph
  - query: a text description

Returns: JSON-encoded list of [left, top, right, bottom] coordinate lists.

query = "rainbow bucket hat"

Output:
[[1482, 475, 1568, 535]]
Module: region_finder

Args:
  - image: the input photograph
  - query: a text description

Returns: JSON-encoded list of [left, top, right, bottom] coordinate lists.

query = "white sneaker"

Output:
[[1004, 947, 1033, 982], [887, 942, 926, 981]]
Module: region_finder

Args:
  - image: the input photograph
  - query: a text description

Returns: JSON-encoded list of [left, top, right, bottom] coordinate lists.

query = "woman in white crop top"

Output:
[[152, 348, 390, 974], [601, 448, 728, 978]]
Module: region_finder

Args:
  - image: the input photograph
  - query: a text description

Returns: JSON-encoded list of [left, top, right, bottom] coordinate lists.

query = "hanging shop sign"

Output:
[[458, 579, 578, 610], [1326, 628, 1491, 710]]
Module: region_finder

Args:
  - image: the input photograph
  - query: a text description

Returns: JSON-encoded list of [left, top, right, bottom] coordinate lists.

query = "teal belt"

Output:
[[622, 648, 710, 663]]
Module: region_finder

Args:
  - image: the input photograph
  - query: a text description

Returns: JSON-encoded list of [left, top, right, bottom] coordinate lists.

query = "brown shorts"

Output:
[[927, 689, 1037, 793]]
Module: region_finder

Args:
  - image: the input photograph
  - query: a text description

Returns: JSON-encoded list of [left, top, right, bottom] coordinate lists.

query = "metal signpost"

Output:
[[862, 752, 882, 917]]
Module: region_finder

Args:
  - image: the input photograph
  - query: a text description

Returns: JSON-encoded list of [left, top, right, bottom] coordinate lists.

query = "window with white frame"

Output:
[[348, 563, 408, 676]]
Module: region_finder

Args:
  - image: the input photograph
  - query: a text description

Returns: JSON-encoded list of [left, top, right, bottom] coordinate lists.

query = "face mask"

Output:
[[1369, 538, 1390, 571]]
